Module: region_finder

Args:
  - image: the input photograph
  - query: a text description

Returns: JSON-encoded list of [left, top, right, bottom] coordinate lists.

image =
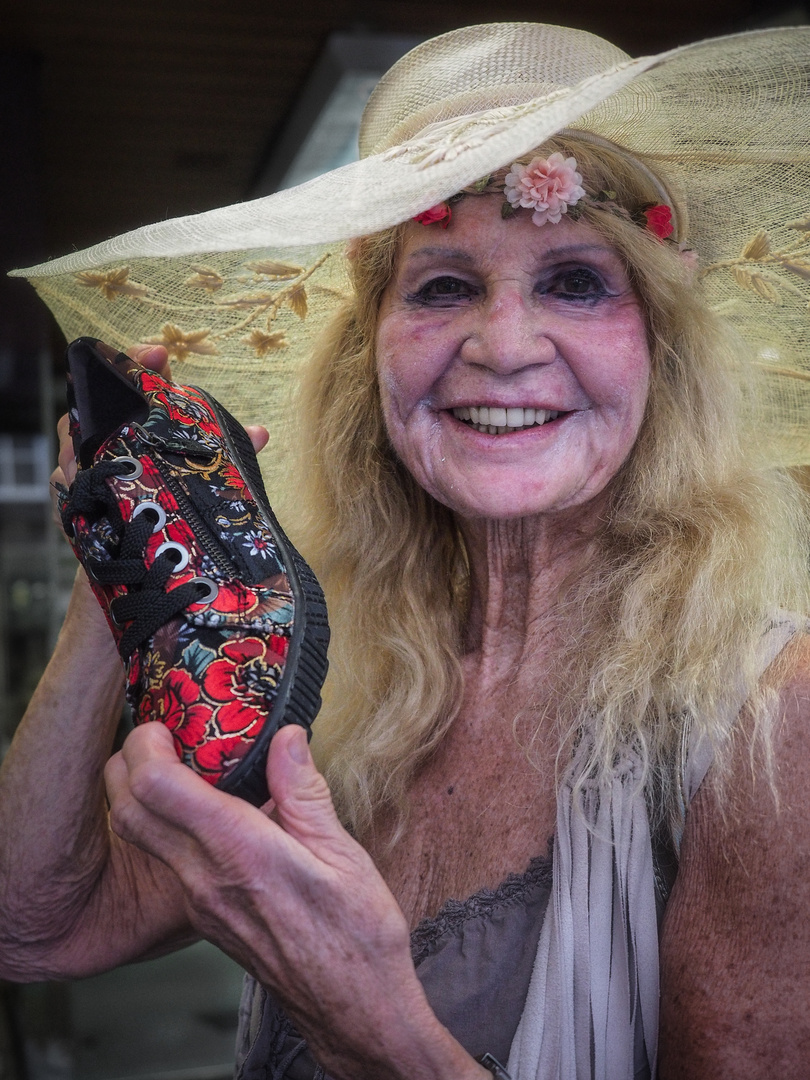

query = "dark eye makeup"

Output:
[[405, 263, 616, 308], [407, 276, 479, 304], [538, 266, 610, 301]]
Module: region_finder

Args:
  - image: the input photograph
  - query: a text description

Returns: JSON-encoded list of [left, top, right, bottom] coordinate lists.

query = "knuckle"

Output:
[[108, 794, 139, 842], [126, 759, 167, 806]]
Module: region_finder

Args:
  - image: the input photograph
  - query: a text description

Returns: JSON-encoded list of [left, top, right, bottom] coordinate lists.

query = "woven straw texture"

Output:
[[12, 23, 810, 470]]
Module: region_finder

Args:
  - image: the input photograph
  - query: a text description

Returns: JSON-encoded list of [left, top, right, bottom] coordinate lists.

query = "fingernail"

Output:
[[287, 726, 310, 765]]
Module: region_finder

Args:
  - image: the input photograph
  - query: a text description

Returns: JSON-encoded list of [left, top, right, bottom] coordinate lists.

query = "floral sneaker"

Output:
[[58, 337, 329, 805]]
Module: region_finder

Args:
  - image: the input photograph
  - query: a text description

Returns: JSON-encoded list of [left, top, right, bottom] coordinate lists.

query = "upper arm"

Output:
[[658, 634, 810, 1077]]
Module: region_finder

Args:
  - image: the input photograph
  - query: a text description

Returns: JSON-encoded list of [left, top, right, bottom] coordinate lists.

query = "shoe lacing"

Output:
[[64, 459, 210, 659]]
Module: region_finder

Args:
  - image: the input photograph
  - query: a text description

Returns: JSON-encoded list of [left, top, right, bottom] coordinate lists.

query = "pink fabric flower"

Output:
[[504, 154, 586, 226], [413, 203, 452, 228], [642, 204, 674, 240]]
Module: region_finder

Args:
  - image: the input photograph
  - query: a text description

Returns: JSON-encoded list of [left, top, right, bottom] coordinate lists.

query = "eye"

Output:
[[543, 267, 607, 301], [409, 276, 478, 304]]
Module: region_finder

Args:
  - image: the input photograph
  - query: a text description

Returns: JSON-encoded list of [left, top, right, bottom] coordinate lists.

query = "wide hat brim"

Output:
[[12, 23, 810, 472]]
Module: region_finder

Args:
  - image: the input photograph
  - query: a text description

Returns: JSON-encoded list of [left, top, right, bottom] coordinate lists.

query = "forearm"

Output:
[[0, 570, 126, 974], [304, 983, 491, 1080]]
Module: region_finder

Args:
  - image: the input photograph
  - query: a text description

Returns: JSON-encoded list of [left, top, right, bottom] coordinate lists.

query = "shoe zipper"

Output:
[[161, 469, 235, 576], [132, 424, 235, 577]]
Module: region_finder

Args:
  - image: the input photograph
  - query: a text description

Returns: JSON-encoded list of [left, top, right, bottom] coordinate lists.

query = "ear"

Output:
[[678, 246, 699, 278]]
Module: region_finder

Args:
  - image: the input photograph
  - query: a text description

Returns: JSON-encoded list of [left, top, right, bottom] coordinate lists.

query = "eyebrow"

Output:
[[403, 242, 617, 264], [404, 246, 476, 263]]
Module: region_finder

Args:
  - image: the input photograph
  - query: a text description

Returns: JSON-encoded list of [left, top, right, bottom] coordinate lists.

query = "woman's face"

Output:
[[376, 196, 651, 521]]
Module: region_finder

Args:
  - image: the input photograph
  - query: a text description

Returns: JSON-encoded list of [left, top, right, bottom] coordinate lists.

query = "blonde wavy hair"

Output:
[[283, 134, 810, 841]]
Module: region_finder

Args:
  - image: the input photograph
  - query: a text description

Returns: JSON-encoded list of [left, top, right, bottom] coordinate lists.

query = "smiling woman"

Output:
[[292, 126, 788, 841], [4, 20, 810, 1080], [375, 200, 651, 520]]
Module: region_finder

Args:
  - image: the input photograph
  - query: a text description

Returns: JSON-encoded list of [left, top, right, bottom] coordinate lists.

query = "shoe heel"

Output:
[[65, 338, 150, 469]]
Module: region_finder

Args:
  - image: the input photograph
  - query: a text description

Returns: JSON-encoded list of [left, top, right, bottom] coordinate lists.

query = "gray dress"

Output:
[[233, 841, 674, 1080]]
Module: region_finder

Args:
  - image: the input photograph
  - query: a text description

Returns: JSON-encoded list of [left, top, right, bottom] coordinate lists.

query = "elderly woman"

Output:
[[3, 21, 810, 1080]]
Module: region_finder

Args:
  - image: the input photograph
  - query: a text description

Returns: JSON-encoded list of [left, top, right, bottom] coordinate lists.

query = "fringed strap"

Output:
[[507, 739, 658, 1080]]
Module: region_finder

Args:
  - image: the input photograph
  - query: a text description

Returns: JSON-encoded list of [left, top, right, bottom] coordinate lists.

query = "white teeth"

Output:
[[452, 406, 562, 433]]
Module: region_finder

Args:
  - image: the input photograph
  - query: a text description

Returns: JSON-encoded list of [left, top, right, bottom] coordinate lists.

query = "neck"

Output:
[[459, 501, 605, 672]]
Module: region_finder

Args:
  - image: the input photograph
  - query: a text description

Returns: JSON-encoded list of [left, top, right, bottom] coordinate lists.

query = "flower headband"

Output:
[[414, 152, 674, 241]]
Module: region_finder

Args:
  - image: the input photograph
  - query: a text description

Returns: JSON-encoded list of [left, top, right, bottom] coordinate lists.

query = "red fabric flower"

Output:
[[201, 638, 264, 699], [642, 204, 674, 240], [193, 732, 253, 776], [143, 668, 209, 749], [198, 637, 280, 735], [414, 203, 452, 228], [200, 580, 260, 617], [222, 461, 248, 487]]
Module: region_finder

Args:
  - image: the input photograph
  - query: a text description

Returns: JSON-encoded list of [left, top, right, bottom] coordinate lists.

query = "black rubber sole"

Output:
[[194, 388, 330, 806]]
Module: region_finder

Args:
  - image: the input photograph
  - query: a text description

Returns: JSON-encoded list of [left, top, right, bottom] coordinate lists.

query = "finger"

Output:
[[56, 413, 77, 487], [49, 468, 68, 529], [244, 425, 270, 454], [106, 725, 290, 887], [266, 726, 346, 851], [129, 344, 172, 380], [109, 724, 261, 844], [105, 726, 215, 862]]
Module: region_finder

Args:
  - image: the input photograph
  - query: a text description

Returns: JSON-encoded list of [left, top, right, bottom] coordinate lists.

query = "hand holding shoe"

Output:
[[105, 721, 481, 1080]]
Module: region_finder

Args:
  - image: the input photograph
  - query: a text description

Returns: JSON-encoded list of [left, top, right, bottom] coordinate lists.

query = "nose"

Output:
[[460, 288, 557, 373]]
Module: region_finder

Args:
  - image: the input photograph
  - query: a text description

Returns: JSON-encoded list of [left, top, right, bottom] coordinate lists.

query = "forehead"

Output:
[[395, 195, 620, 272]]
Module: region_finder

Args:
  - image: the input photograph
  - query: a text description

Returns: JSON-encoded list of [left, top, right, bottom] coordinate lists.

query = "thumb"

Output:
[[266, 725, 344, 848]]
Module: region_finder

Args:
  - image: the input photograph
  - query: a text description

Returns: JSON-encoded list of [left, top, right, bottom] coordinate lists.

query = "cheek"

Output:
[[375, 319, 442, 424], [598, 323, 651, 427]]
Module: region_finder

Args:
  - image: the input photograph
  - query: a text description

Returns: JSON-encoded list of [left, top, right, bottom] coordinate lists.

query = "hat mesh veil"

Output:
[[11, 23, 810, 477]]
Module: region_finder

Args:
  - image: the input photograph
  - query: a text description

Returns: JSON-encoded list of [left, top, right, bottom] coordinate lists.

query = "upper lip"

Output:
[[446, 401, 567, 409]]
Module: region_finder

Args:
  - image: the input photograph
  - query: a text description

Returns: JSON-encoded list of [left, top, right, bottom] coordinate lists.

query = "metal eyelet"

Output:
[[131, 500, 166, 534], [188, 577, 219, 605], [85, 556, 103, 582], [155, 541, 190, 572], [109, 597, 128, 628], [110, 455, 143, 480]]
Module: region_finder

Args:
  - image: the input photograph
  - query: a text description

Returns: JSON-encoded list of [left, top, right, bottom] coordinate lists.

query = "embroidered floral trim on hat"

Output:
[[504, 153, 586, 226]]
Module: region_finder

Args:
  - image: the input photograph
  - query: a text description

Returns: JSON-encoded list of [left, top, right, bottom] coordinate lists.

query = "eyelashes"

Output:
[[406, 266, 612, 307], [543, 267, 608, 300], [407, 276, 480, 304]]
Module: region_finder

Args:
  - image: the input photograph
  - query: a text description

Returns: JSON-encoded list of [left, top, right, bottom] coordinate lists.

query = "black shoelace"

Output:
[[64, 459, 209, 659]]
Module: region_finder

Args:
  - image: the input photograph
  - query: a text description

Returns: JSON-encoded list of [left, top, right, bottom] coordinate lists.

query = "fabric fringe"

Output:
[[508, 738, 658, 1080]]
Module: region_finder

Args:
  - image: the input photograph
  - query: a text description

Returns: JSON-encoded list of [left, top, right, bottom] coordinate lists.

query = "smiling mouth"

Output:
[[451, 405, 562, 434]]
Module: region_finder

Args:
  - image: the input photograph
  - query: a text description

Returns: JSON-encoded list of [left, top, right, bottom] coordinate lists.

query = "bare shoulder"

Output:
[[658, 631, 810, 1077]]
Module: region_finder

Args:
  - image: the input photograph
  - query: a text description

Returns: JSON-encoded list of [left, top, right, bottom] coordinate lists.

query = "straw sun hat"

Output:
[[12, 22, 810, 471]]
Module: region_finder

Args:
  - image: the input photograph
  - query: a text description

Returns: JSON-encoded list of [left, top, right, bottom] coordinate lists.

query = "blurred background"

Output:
[[0, 0, 807, 1077]]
